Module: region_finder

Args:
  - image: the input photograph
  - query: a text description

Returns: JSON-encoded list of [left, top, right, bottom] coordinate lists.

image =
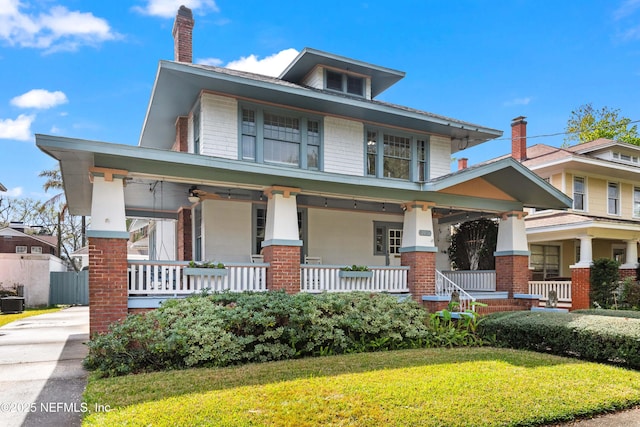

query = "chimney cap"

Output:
[[177, 5, 193, 19], [511, 116, 527, 123]]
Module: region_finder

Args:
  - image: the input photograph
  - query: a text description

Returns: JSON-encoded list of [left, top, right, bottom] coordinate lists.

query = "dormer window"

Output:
[[325, 70, 365, 97]]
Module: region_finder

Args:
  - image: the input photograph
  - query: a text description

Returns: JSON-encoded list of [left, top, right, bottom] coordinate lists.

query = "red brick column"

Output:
[[177, 207, 192, 261], [570, 267, 591, 310], [263, 245, 301, 294], [619, 268, 637, 281], [401, 251, 435, 303], [495, 255, 529, 296], [89, 237, 128, 336]]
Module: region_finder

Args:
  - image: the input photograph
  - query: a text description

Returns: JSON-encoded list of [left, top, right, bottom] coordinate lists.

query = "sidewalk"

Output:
[[0, 307, 89, 427], [550, 406, 640, 426]]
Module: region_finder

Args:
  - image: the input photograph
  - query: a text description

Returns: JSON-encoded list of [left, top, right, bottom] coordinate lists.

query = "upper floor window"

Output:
[[325, 70, 365, 97], [366, 128, 428, 181], [241, 106, 321, 170], [573, 176, 585, 211], [634, 187, 640, 218], [193, 108, 200, 154], [608, 182, 620, 215]]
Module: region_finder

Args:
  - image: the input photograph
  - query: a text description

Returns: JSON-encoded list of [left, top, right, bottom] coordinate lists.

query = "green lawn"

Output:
[[83, 347, 640, 426], [0, 307, 61, 328]]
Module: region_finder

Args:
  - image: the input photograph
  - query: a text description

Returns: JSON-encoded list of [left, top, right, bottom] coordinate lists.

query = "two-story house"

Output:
[[36, 7, 570, 334]]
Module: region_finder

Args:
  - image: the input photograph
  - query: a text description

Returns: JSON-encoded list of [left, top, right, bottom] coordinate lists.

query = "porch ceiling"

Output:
[[36, 134, 571, 218]]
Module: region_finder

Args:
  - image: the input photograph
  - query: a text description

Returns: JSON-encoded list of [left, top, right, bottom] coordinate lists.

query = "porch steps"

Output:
[[474, 297, 538, 315]]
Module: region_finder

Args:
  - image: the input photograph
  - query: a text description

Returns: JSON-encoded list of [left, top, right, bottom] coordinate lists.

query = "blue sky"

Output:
[[2, 0, 640, 200]]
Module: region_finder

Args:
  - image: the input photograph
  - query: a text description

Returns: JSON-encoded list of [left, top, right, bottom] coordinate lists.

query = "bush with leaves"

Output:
[[84, 291, 485, 377], [620, 278, 640, 310], [590, 258, 620, 308]]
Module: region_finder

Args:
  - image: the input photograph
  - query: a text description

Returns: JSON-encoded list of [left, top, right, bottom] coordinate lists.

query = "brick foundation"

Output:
[[571, 267, 591, 310], [422, 300, 449, 313], [401, 251, 435, 303], [619, 268, 637, 281], [262, 245, 301, 294], [88, 237, 128, 336], [495, 255, 530, 296]]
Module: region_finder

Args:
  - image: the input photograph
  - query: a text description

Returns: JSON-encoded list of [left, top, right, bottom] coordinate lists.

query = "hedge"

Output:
[[478, 311, 640, 369], [573, 309, 640, 319]]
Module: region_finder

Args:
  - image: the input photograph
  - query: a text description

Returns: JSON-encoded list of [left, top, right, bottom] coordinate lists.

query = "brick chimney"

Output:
[[457, 158, 468, 170], [172, 6, 194, 63], [511, 116, 527, 162]]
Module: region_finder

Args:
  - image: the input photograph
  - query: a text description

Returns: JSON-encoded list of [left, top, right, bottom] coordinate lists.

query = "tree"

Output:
[[564, 103, 640, 145], [448, 218, 498, 270]]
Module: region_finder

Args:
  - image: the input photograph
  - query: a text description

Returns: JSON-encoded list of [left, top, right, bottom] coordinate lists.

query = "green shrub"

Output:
[[621, 279, 640, 310], [590, 258, 620, 308], [478, 311, 640, 369], [573, 309, 640, 319], [85, 291, 483, 377]]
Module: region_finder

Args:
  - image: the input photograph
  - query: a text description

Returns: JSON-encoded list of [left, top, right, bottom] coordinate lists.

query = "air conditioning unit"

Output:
[[1, 297, 25, 314]]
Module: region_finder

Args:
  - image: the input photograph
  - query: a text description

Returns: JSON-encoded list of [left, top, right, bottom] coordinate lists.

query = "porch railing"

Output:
[[441, 270, 496, 292], [435, 270, 476, 312], [128, 261, 268, 296], [300, 265, 409, 293], [528, 280, 572, 306]]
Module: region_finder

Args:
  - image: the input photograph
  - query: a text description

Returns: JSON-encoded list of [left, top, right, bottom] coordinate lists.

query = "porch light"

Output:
[[188, 186, 200, 203]]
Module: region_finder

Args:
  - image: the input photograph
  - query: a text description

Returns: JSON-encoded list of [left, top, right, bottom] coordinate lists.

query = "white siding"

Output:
[[200, 93, 238, 160], [307, 208, 404, 266], [323, 116, 364, 176], [202, 200, 252, 263], [429, 135, 451, 179], [302, 67, 324, 90]]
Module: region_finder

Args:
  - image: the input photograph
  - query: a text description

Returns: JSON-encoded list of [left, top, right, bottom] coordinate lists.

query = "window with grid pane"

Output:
[[573, 176, 585, 211], [263, 112, 300, 166], [307, 120, 320, 169], [530, 244, 559, 280], [608, 182, 620, 215], [241, 109, 256, 160], [325, 70, 365, 97], [383, 134, 410, 179]]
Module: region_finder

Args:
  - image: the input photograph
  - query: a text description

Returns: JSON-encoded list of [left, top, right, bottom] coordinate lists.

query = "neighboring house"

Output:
[[0, 224, 66, 306], [36, 6, 571, 334]]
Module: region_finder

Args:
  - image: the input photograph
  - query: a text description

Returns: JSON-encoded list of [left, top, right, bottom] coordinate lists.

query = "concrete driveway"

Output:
[[0, 307, 89, 427]]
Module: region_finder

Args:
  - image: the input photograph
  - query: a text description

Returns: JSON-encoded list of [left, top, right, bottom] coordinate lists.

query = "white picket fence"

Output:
[[300, 265, 409, 293], [128, 261, 267, 295], [528, 280, 572, 306]]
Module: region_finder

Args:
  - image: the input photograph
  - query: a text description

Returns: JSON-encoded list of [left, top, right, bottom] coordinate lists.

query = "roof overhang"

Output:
[[526, 212, 640, 242], [139, 61, 502, 153], [528, 155, 640, 181], [279, 47, 406, 97], [36, 135, 571, 220]]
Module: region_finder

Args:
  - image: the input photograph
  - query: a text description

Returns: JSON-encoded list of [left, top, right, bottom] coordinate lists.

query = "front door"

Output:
[[374, 222, 403, 266]]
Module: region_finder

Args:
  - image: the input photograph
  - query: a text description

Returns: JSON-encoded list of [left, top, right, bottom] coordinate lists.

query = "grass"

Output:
[[83, 347, 640, 426], [0, 306, 62, 328]]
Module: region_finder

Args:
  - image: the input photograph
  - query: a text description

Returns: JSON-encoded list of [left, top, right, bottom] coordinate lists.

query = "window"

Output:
[[30, 246, 42, 254], [325, 70, 365, 97], [634, 187, 640, 218], [374, 221, 403, 265], [15, 246, 27, 254], [240, 106, 321, 170], [530, 245, 560, 280], [608, 182, 620, 215], [366, 128, 428, 181], [573, 176, 585, 211], [193, 108, 200, 154], [253, 205, 306, 261]]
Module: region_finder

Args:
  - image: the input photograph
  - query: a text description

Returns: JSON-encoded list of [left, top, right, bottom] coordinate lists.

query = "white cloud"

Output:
[[133, 0, 219, 18], [10, 89, 68, 109], [0, 0, 117, 52], [50, 126, 61, 133], [503, 97, 532, 107], [225, 48, 299, 77], [196, 57, 223, 66], [3, 186, 23, 197], [0, 114, 35, 141], [614, 0, 640, 20]]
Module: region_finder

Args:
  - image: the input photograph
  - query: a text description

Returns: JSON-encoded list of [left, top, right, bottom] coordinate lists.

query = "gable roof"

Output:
[[0, 227, 57, 247], [139, 60, 502, 153]]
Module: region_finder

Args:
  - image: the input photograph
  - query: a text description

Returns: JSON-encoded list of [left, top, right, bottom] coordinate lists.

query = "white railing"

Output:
[[128, 261, 268, 296], [300, 265, 409, 293], [528, 280, 572, 306], [441, 270, 496, 292], [436, 270, 476, 312]]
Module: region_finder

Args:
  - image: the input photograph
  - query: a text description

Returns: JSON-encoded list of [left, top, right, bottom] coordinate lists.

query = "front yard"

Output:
[[83, 347, 640, 426]]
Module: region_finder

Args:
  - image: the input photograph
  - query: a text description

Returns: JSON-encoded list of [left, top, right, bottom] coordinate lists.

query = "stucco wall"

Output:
[[0, 254, 66, 307], [202, 199, 252, 263], [323, 116, 365, 176]]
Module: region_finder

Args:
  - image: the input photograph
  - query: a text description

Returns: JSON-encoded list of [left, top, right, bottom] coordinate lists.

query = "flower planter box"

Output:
[[339, 270, 373, 279], [183, 267, 228, 277]]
